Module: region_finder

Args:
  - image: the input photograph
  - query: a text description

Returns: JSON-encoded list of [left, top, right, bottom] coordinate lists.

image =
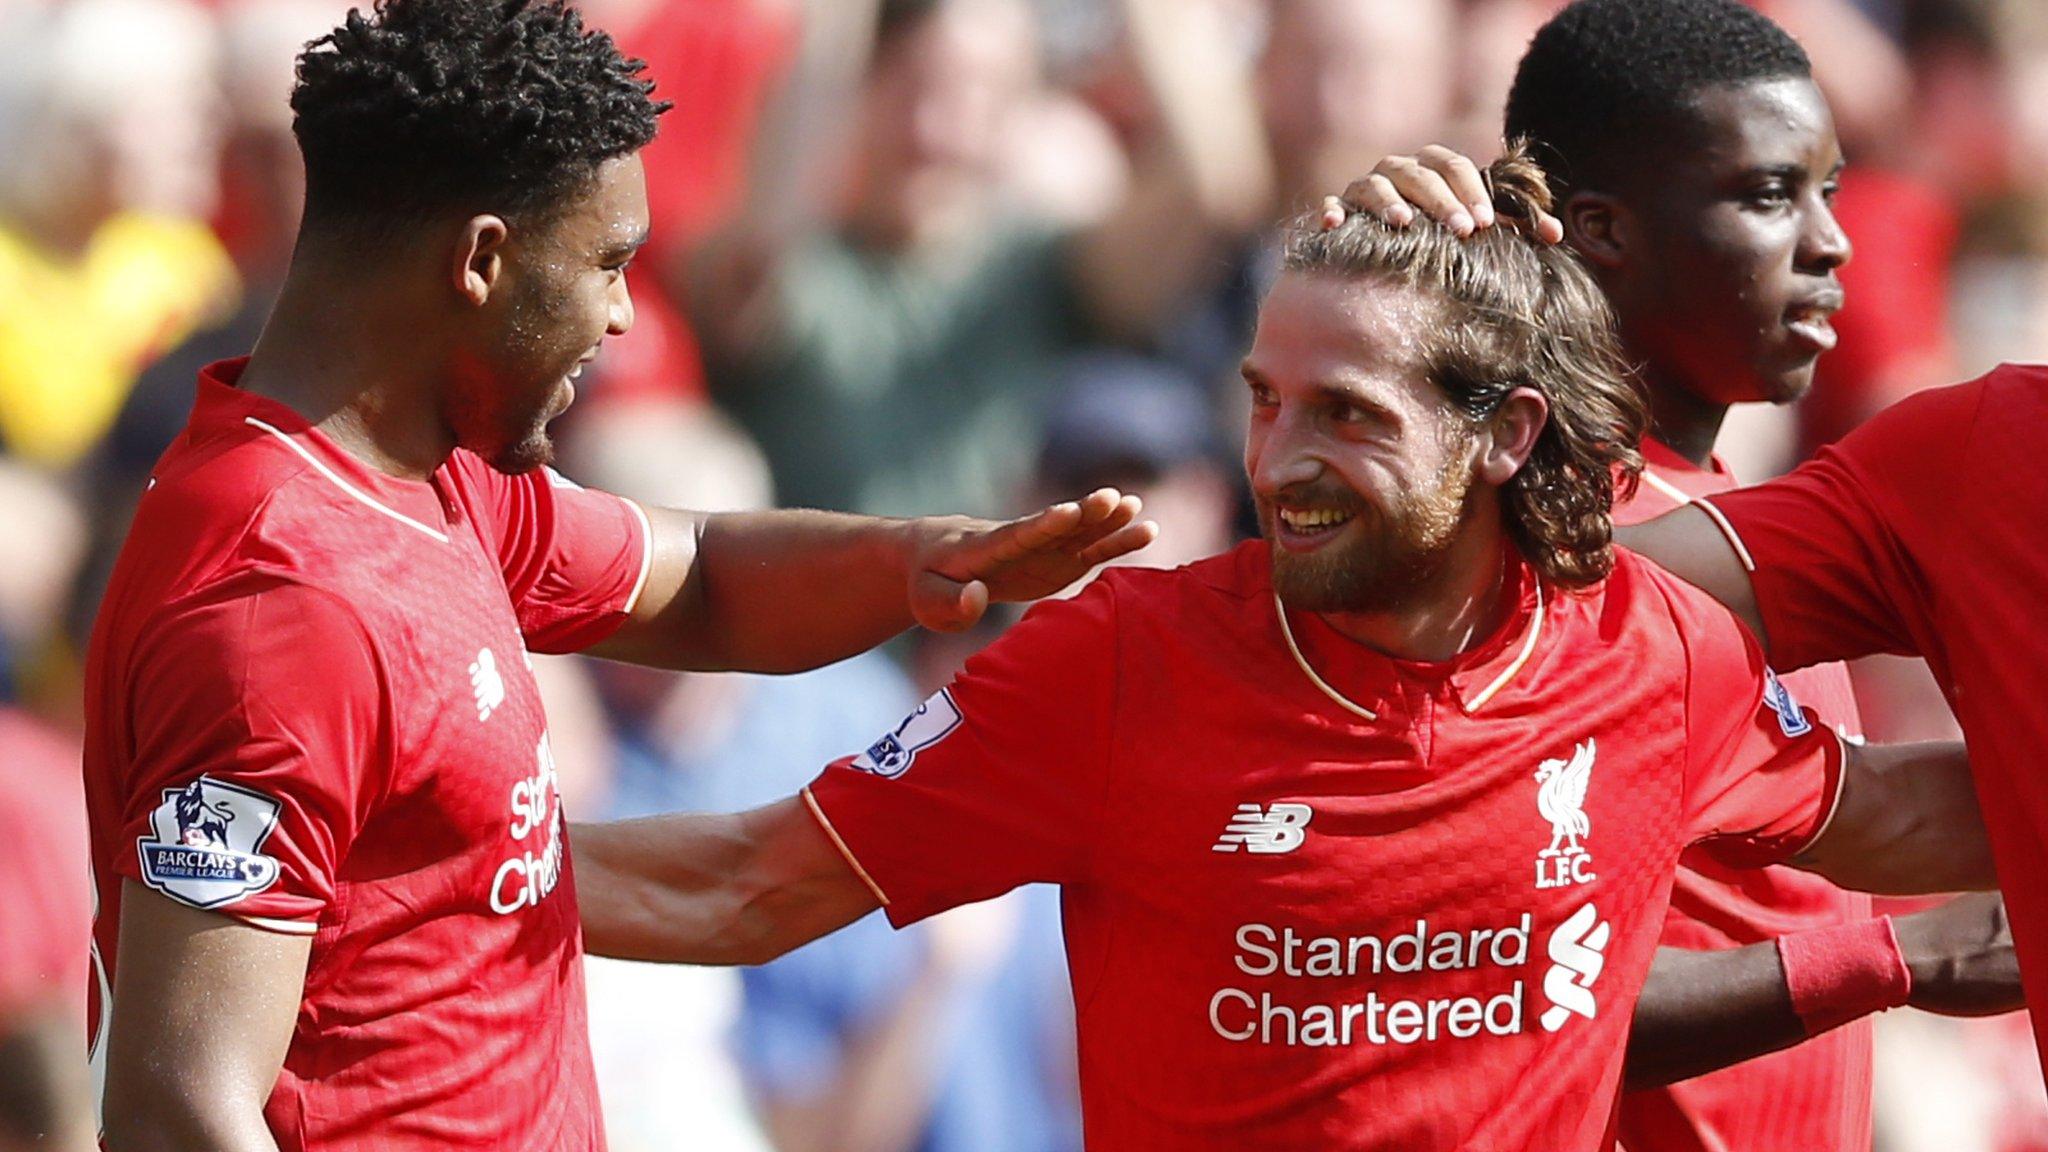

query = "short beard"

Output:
[[487, 424, 555, 475], [1266, 453, 1476, 614]]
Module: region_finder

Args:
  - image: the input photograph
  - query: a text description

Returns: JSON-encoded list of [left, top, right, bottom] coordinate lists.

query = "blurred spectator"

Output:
[[1032, 353, 1236, 572], [0, 0, 234, 470], [692, 0, 1269, 518], [0, 461, 86, 707], [0, 705, 92, 1152]]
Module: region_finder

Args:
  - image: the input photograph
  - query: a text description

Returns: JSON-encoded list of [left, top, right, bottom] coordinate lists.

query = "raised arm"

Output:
[[101, 885, 310, 1152], [1626, 892, 2020, 1090], [585, 489, 1153, 673], [1791, 740, 1996, 894], [572, 795, 878, 966]]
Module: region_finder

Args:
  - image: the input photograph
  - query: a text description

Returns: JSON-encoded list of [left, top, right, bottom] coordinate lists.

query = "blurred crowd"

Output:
[[4, 0, 2048, 1148]]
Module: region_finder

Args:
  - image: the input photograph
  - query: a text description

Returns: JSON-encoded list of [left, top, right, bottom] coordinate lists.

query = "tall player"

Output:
[[86, 3, 1153, 1150], [566, 154, 1995, 1150], [1325, 2, 2022, 1148]]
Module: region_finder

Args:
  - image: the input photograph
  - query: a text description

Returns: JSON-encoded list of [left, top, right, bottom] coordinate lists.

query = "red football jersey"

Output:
[[1700, 364, 2048, 1096], [1614, 440, 1874, 1152], [805, 541, 1844, 1150], [83, 359, 651, 1150]]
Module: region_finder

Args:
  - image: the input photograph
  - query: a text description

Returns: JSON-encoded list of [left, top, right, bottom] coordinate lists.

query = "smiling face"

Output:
[[448, 152, 649, 474], [1242, 271, 1490, 614], [1594, 77, 1851, 406]]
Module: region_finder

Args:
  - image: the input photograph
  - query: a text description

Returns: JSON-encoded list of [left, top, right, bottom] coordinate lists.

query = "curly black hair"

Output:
[[291, 0, 669, 235], [1504, 0, 1810, 198]]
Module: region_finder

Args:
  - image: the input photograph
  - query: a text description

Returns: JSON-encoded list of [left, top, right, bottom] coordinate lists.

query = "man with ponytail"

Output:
[[566, 148, 1995, 1150], [1328, 2, 2023, 1146]]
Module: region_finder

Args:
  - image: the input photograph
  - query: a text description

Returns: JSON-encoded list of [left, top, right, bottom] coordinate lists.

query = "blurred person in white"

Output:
[[691, 0, 1268, 519], [558, 402, 1080, 1152], [0, 0, 234, 470]]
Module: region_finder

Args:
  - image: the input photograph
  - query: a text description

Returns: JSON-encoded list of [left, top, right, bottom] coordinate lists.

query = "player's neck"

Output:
[[1638, 366, 1727, 470], [1314, 532, 1513, 664], [239, 271, 456, 482]]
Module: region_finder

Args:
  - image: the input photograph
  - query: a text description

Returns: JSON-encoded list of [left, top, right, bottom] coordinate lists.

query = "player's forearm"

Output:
[[1793, 741, 1995, 894], [1624, 943, 1802, 1091], [605, 508, 931, 674], [572, 810, 783, 965], [573, 797, 876, 966]]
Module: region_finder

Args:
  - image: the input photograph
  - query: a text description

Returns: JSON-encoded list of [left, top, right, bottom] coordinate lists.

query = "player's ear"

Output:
[[1561, 191, 1627, 270], [1475, 387, 1547, 487], [454, 214, 510, 307]]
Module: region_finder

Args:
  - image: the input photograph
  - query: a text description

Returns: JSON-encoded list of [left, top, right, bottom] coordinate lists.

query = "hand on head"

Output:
[[1318, 144, 1565, 245]]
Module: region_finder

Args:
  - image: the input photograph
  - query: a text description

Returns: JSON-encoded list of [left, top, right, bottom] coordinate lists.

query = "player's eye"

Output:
[[1744, 182, 1792, 208]]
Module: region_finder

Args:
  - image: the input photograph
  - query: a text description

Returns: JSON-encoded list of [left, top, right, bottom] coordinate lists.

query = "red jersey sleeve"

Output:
[[467, 459, 652, 653], [1665, 575, 1846, 869], [803, 578, 1120, 927], [1697, 380, 1979, 671], [114, 579, 388, 932]]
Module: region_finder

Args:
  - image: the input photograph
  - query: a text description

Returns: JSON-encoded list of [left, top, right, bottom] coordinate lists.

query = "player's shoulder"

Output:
[[1598, 547, 1751, 660], [1081, 541, 1272, 624]]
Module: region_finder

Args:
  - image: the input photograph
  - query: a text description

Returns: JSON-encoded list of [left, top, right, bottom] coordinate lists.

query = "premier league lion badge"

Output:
[[137, 776, 285, 909], [852, 690, 963, 778]]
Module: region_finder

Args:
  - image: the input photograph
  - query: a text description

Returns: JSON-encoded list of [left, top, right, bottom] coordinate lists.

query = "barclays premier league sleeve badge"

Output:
[[851, 690, 963, 778], [136, 777, 285, 909]]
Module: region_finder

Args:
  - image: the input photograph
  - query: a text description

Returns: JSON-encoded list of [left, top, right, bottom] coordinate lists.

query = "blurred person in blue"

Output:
[[690, 0, 1269, 519], [0, 0, 234, 471], [555, 400, 1079, 1152]]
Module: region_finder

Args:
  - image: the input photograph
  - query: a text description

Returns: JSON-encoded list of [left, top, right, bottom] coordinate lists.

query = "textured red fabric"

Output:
[[1778, 915, 1912, 1036], [808, 541, 1841, 1149]]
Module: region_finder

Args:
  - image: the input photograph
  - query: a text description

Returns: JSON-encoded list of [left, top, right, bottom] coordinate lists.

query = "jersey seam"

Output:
[[1070, 577, 1125, 1026]]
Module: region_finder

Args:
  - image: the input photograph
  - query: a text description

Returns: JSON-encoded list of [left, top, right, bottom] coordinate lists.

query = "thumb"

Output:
[[912, 571, 989, 633]]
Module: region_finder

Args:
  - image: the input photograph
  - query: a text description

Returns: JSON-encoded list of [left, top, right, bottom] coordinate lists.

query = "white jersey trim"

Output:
[[224, 910, 320, 936], [1788, 728, 1852, 861], [1462, 580, 1546, 714], [1640, 469, 1695, 508], [621, 498, 655, 616], [1273, 592, 1380, 722], [1690, 496, 1758, 574], [802, 787, 891, 908], [244, 416, 452, 543]]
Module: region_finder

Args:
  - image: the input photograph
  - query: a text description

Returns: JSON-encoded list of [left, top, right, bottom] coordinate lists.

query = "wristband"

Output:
[[1776, 915, 1913, 1036]]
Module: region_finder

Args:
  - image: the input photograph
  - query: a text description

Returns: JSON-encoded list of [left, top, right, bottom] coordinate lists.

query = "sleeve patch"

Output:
[[1763, 668, 1813, 738], [850, 690, 963, 778], [135, 776, 285, 910]]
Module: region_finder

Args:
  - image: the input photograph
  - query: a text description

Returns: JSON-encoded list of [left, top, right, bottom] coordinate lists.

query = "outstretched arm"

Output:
[[586, 489, 1154, 673], [1626, 892, 2019, 1091], [573, 795, 879, 966]]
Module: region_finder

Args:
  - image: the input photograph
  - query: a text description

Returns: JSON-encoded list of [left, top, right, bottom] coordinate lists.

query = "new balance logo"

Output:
[[470, 648, 506, 722], [1539, 902, 1611, 1032], [1213, 803, 1313, 854]]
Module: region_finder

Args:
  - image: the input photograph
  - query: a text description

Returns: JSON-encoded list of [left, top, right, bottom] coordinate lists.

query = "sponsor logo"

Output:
[[135, 777, 283, 909], [470, 647, 505, 722], [851, 690, 963, 778], [1534, 740, 1596, 889], [1213, 803, 1314, 854], [1763, 668, 1812, 737], [491, 736, 567, 915], [1539, 902, 1610, 1032]]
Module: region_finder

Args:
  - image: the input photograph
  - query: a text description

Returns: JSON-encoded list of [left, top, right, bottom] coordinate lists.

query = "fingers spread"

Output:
[[1077, 520, 1160, 567]]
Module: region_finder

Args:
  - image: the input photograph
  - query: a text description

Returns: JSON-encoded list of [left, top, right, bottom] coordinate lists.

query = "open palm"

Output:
[[910, 489, 1157, 632]]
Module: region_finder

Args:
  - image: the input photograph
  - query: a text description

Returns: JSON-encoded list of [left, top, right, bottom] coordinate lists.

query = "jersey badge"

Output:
[[1539, 901, 1610, 1032], [1534, 740, 1596, 889], [1762, 668, 1812, 737], [136, 777, 284, 910], [852, 689, 963, 778], [1212, 803, 1314, 854], [471, 647, 506, 722]]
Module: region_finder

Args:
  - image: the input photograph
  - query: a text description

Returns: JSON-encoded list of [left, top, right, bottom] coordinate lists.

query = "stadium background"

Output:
[[1, 0, 2044, 1146]]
